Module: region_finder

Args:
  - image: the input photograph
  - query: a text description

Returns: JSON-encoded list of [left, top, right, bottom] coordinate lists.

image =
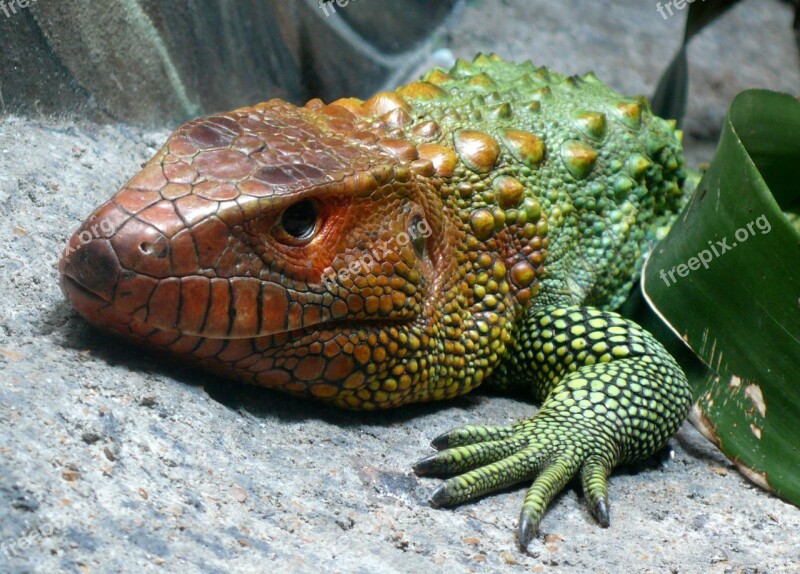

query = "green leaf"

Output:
[[651, 45, 689, 126], [642, 89, 800, 504], [683, 0, 742, 41], [651, 0, 743, 126]]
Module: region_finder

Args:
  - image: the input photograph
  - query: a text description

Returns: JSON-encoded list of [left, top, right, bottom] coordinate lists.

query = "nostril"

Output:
[[139, 241, 166, 258]]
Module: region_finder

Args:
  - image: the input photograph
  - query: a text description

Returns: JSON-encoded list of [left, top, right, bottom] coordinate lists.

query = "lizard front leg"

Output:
[[413, 306, 692, 547]]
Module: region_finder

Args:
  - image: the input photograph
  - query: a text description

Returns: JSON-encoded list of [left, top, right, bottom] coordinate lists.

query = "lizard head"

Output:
[[59, 95, 476, 408]]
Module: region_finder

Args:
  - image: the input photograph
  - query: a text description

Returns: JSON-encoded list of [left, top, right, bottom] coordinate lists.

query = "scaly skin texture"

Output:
[[59, 54, 692, 546]]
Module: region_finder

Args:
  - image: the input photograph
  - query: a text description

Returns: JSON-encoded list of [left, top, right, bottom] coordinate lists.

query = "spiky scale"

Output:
[[397, 81, 448, 101], [628, 153, 653, 181], [498, 129, 545, 169], [489, 102, 513, 119], [423, 68, 454, 85], [453, 130, 501, 173], [450, 58, 478, 78], [468, 73, 497, 88], [561, 140, 598, 180], [613, 99, 644, 130], [573, 110, 608, 141]]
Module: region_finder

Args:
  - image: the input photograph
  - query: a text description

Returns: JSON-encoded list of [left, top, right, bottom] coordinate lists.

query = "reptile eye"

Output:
[[275, 199, 319, 244]]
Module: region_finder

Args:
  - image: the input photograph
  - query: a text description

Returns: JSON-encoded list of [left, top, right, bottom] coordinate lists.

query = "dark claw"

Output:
[[594, 498, 610, 528], [517, 513, 538, 549], [430, 431, 451, 450], [429, 483, 452, 507], [412, 453, 442, 476], [657, 443, 675, 467]]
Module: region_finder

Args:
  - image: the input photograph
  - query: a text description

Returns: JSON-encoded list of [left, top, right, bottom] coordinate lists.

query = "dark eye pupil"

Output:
[[281, 200, 318, 239]]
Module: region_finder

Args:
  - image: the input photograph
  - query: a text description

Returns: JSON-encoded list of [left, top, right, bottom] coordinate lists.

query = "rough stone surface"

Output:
[[1, 1, 799, 573], [0, 0, 458, 124]]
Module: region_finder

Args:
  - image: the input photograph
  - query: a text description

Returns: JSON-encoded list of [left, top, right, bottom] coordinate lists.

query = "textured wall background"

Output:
[[0, 0, 458, 124]]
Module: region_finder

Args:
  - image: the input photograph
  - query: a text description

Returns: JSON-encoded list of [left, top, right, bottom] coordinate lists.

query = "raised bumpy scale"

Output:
[[60, 54, 692, 546]]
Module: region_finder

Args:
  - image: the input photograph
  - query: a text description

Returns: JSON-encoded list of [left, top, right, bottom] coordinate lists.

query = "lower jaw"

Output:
[[64, 295, 441, 410], [72, 318, 434, 410]]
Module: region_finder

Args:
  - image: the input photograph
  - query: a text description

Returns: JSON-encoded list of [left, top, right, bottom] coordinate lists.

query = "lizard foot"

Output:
[[414, 306, 691, 549], [414, 415, 615, 548]]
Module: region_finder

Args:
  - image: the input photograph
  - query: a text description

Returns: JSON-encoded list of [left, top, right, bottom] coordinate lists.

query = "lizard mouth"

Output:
[[61, 274, 108, 304], [61, 264, 416, 342]]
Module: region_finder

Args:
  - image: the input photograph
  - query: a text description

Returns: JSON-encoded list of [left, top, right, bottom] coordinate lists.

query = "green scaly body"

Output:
[[404, 55, 692, 544]]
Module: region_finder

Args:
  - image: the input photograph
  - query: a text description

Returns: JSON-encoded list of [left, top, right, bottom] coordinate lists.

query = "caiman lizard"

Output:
[[59, 54, 692, 547]]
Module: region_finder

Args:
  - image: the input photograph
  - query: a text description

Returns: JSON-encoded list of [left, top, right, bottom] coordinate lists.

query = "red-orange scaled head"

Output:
[[59, 96, 479, 409]]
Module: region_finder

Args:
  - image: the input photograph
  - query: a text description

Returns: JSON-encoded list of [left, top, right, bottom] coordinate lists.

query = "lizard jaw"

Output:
[[61, 256, 416, 343]]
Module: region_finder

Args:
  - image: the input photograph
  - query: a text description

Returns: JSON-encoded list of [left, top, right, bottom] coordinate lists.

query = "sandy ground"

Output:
[[1, 1, 800, 572]]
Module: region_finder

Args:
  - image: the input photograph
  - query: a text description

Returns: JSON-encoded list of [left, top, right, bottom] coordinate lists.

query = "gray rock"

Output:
[[0, 0, 458, 124]]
